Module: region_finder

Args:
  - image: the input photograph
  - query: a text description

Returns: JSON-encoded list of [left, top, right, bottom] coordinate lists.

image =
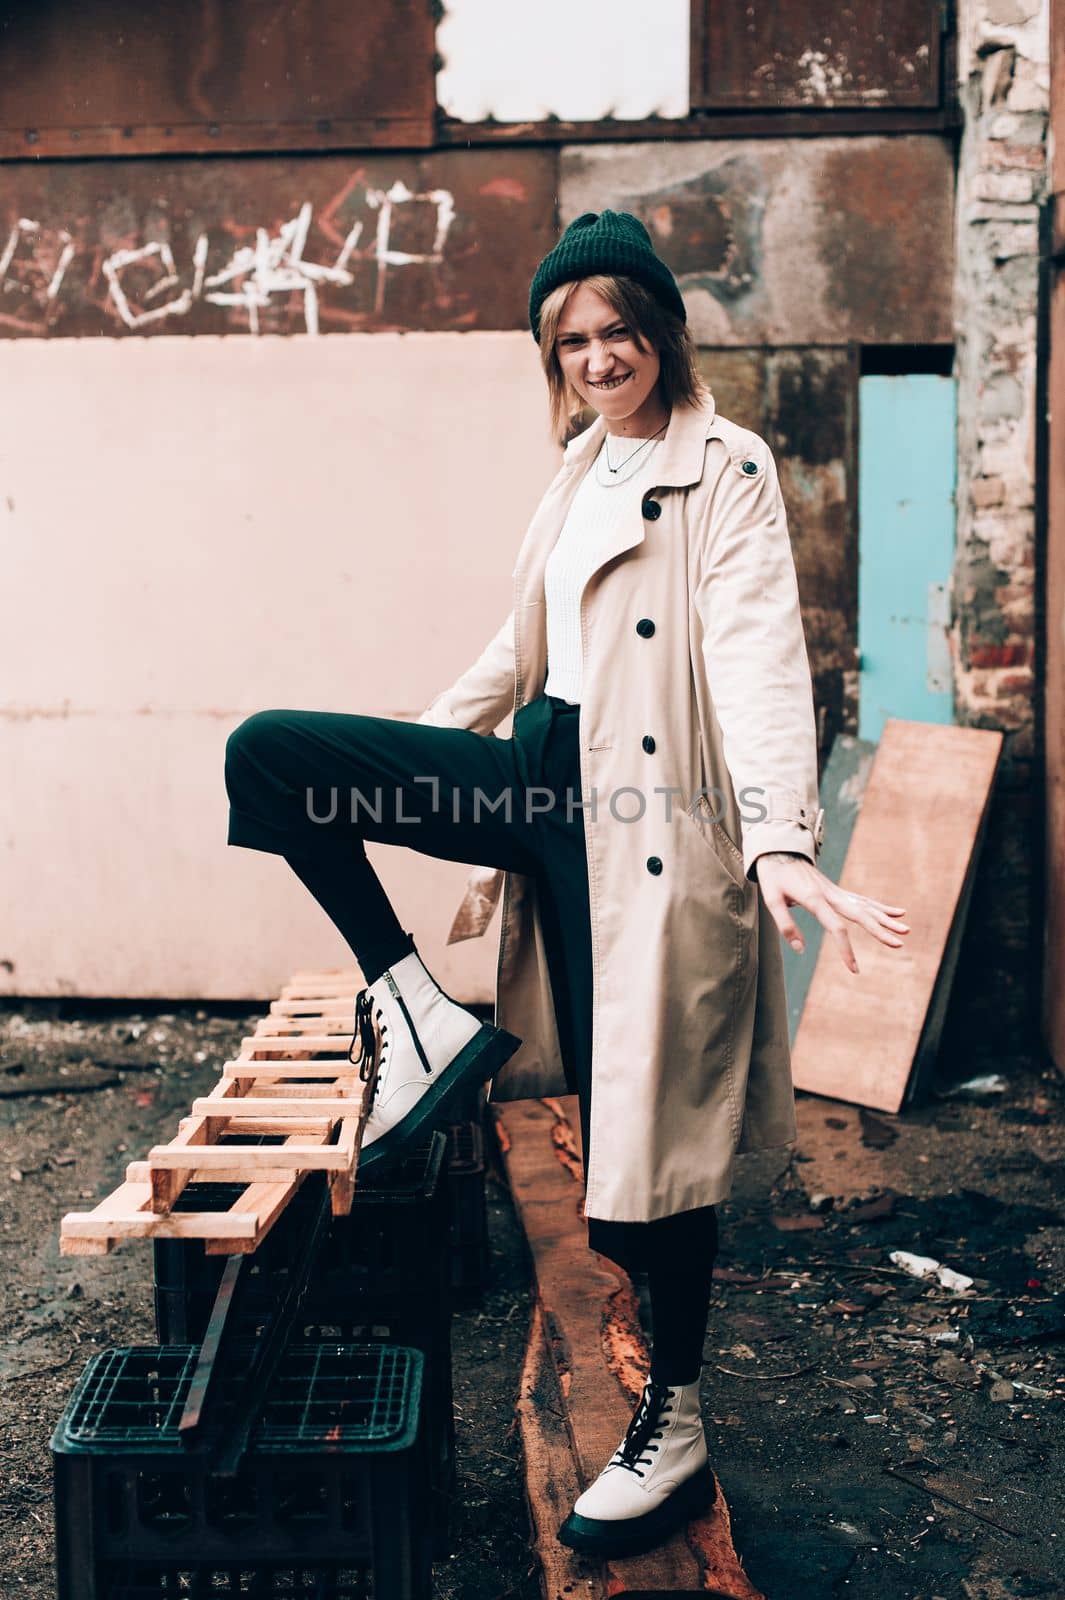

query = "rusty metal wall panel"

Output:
[[698, 348, 768, 435], [0, 150, 558, 336], [692, 0, 944, 111], [560, 137, 953, 347], [767, 349, 858, 761], [0, 0, 435, 158], [1044, 0, 1065, 1073], [698, 346, 857, 762]]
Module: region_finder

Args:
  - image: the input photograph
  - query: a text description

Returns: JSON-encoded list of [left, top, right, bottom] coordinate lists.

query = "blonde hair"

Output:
[[537, 274, 708, 445]]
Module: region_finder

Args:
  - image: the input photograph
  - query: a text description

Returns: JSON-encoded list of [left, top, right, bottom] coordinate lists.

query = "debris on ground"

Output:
[[889, 1250, 976, 1292], [2, 1001, 1063, 1599]]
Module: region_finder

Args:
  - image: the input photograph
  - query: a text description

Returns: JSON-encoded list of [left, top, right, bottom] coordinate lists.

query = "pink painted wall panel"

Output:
[[1, 332, 558, 999]]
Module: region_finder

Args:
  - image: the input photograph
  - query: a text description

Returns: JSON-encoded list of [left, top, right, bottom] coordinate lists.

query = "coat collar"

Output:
[[561, 388, 718, 489]]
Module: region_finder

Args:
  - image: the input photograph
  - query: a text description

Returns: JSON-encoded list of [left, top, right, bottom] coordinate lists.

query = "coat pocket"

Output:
[[679, 794, 749, 893]]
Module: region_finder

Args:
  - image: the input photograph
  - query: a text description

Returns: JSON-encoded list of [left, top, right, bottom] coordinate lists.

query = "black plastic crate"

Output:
[[152, 1138, 454, 1551], [52, 1344, 431, 1600], [446, 1074, 486, 1128], [153, 1134, 450, 1342], [444, 1120, 490, 1299]]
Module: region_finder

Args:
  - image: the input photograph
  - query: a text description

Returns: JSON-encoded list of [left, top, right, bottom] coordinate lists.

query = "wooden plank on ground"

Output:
[[791, 719, 1003, 1112], [517, 1298, 603, 1600], [493, 1094, 764, 1598]]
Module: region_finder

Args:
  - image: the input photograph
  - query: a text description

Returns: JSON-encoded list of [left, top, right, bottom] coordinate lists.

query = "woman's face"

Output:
[[554, 282, 664, 432]]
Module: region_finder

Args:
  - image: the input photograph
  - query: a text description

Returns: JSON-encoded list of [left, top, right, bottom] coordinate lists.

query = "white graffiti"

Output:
[[196, 200, 355, 336], [0, 217, 75, 305], [367, 180, 456, 316], [0, 182, 458, 335], [102, 236, 208, 329]]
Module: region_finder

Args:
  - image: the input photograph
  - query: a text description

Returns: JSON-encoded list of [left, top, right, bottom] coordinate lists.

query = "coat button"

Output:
[[636, 618, 655, 638], [642, 735, 656, 753], [646, 856, 663, 875], [642, 496, 662, 520], [741, 459, 759, 475]]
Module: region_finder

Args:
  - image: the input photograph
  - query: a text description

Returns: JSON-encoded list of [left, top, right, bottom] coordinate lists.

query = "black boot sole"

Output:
[[556, 1460, 715, 1559], [356, 1021, 522, 1175]]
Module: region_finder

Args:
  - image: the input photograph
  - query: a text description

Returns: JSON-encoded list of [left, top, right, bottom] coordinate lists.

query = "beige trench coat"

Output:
[[417, 390, 825, 1222]]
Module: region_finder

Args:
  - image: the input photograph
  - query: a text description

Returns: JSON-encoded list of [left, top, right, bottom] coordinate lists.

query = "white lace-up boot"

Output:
[[557, 1373, 713, 1558], [351, 947, 521, 1174]]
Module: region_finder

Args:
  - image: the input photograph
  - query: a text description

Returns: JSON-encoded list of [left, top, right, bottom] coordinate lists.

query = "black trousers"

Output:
[[225, 692, 718, 1381]]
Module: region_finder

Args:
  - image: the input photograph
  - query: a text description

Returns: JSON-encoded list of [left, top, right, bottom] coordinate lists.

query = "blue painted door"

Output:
[[858, 374, 956, 740]]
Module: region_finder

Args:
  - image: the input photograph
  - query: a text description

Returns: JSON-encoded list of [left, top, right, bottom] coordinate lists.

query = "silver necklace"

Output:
[[594, 421, 667, 488]]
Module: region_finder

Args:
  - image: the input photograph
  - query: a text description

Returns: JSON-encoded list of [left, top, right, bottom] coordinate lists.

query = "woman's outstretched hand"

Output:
[[753, 852, 909, 975]]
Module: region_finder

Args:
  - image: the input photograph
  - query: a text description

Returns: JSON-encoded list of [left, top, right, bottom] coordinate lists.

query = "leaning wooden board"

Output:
[[60, 970, 375, 1256], [495, 1093, 764, 1599], [790, 719, 1003, 1112]]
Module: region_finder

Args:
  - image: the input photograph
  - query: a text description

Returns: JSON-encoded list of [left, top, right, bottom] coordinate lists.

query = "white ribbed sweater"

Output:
[[542, 439, 660, 703]]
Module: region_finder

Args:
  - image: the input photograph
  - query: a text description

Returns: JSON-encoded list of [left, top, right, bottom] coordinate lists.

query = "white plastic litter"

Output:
[[946, 1073, 1008, 1097], [936, 1266, 976, 1292], [889, 1250, 975, 1292]]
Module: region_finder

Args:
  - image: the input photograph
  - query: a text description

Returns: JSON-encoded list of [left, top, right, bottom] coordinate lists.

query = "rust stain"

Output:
[[542, 1304, 572, 1393], [814, 140, 953, 337], [551, 1120, 583, 1182], [491, 1112, 511, 1155], [478, 176, 528, 202], [600, 1278, 649, 1406], [686, 1481, 767, 1599], [312, 168, 369, 251], [538, 1096, 586, 1183], [650, 202, 673, 239], [699, 3, 939, 111]]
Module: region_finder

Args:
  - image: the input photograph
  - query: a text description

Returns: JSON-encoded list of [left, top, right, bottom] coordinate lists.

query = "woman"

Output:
[[224, 210, 909, 1559]]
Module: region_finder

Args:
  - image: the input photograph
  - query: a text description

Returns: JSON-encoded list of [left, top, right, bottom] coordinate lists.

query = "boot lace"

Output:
[[610, 1379, 676, 1478], [348, 988, 389, 1109]]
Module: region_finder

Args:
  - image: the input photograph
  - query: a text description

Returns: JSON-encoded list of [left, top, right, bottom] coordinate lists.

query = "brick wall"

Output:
[[945, 0, 1050, 1069]]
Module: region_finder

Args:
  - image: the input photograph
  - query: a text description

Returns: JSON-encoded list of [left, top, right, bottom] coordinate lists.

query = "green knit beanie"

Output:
[[528, 209, 686, 344]]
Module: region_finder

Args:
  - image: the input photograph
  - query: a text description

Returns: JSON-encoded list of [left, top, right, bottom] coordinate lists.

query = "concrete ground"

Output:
[[1, 1001, 1062, 1599]]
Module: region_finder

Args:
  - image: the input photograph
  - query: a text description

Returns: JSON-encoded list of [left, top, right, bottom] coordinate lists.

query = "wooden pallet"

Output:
[[60, 970, 376, 1257], [495, 1094, 764, 1600]]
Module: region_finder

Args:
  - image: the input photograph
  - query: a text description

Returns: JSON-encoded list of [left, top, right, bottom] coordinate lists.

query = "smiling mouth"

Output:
[[589, 373, 632, 391]]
